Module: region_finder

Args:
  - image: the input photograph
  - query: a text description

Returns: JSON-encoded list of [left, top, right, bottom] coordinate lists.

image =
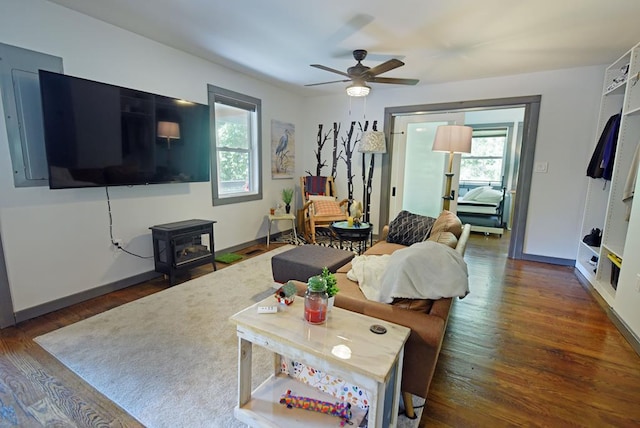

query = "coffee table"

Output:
[[229, 296, 410, 427], [331, 221, 372, 254]]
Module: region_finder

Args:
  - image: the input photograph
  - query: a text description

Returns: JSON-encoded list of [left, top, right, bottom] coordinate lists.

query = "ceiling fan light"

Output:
[[346, 82, 370, 97]]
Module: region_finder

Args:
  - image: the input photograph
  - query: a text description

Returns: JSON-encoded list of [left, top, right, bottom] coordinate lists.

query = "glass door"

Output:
[[389, 112, 465, 220]]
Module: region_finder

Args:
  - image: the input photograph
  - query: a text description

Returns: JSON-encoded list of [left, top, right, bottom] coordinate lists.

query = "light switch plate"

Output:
[[534, 161, 548, 173]]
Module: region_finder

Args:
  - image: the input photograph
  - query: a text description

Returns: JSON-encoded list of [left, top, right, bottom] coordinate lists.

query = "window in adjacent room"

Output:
[[460, 127, 508, 184], [208, 85, 262, 205]]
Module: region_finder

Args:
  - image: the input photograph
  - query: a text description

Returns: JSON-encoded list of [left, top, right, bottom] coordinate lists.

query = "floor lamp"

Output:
[[432, 125, 473, 211]]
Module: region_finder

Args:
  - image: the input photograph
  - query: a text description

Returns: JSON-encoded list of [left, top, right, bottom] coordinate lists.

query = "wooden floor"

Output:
[[1, 235, 639, 427]]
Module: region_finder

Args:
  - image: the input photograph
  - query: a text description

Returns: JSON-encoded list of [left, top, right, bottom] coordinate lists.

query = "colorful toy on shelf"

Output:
[[279, 389, 352, 426]]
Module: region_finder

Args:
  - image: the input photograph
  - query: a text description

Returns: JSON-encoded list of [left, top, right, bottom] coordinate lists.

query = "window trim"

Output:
[[460, 124, 513, 185], [208, 84, 262, 206]]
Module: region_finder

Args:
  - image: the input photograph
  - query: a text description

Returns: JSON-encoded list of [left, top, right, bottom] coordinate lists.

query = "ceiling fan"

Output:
[[306, 49, 419, 96]]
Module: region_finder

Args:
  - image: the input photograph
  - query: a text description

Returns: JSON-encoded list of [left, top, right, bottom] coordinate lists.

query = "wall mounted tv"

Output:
[[39, 70, 210, 189]]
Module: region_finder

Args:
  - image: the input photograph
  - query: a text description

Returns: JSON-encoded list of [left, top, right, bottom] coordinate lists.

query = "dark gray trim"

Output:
[[13, 270, 160, 324], [382, 95, 542, 260], [207, 84, 263, 206], [520, 254, 575, 266], [0, 233, 15, 328], [508, 100, 540, 259]]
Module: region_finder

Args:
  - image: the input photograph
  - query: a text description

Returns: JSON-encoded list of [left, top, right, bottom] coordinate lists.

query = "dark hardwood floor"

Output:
[[1, 235, 639, 427]]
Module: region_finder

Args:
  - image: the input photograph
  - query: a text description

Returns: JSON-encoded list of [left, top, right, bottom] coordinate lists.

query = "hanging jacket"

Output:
[[587, 113, 621, 180]]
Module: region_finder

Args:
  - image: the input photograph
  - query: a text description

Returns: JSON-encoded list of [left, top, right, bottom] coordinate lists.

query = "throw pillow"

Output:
[[387, 210, 436, 246], [312, 200, 343, 216], [430, 210, 463, 238], [308, 195, 336, 202]]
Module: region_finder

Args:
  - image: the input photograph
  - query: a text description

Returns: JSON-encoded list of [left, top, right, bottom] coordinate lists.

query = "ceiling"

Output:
[[47, 0, 640, 96]]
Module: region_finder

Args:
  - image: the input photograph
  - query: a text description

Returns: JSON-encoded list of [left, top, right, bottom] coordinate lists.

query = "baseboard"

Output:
[[9, 236, 284, 327], [574, 269, 640, 357], [521, 253, 575, 266], [610, 309, 640, 357], [13, 270, 160, 324]]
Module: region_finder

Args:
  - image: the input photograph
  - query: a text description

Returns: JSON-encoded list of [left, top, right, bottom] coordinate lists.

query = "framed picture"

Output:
[[271, 119, 295, 179]]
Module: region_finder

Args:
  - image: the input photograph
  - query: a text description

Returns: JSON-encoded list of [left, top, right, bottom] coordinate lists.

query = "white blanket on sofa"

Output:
[[348, 241, 469, 303]]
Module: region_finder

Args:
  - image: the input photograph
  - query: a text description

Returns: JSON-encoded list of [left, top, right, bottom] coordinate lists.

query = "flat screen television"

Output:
[[39, 70, 210, 189]]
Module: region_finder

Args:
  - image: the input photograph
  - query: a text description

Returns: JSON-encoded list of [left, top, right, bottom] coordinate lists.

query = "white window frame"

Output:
[[208, 85, 262, 205]]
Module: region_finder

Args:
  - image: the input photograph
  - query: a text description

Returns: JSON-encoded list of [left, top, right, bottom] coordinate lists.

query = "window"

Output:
[[460, 128, 508, 184], [208, 85, 262, 205]]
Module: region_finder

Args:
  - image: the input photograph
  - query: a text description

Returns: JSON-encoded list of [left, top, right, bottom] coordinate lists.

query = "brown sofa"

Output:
[[293, 210, 470, 418]]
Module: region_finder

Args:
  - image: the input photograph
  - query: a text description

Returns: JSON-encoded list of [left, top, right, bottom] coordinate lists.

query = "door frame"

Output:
[[381, 95, 541, 260]]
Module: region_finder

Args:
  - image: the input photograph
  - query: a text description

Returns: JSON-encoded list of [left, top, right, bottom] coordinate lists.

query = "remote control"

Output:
[[257, 305, 278, 314]]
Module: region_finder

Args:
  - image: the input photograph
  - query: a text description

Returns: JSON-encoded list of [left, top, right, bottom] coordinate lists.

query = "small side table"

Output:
[[331, 221, 372, 254], [267, 213, 297, 248]]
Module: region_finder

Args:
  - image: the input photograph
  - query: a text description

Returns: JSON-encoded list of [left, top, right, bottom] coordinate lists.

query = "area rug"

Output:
[[34, 245, 423, 427]]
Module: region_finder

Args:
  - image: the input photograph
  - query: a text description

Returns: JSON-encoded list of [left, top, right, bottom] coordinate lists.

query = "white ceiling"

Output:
[[47, 0, 640, 96]]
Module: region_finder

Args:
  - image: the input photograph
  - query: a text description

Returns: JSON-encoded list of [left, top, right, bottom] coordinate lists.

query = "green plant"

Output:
[[282, 188, 294, 205], [321, 267, 338, 297]]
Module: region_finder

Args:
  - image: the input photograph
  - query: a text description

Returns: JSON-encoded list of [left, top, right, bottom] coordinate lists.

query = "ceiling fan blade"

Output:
[[305, 79, 351, 87], [368, 76, 419, 85], [310, 64, 350, 78], [365, 58, 404, 77]]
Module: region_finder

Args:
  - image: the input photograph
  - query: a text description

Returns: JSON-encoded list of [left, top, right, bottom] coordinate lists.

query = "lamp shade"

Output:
[[432, 125, 472, 153], [346, 82, 370, 97], [157, 121, 181, 139], [359, 131, 387, 153]]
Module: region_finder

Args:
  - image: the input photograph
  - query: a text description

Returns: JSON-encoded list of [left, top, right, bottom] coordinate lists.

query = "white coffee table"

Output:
[[229, 296, 410, 427]]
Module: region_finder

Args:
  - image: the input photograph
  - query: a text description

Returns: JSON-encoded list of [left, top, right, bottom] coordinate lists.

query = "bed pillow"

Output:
[[461, 186, 488, 201], [387, 210, 436, 246], [474, 188, 503, 203]]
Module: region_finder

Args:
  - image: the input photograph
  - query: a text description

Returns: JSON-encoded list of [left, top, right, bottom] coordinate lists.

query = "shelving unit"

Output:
[[577, 43, 640, 308]]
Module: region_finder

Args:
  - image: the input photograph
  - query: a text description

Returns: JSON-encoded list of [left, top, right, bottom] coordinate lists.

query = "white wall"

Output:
[[0, 1, 303, 312], [301, 65, 605, 260]]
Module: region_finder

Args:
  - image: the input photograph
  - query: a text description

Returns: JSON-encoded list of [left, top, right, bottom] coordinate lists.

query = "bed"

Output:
[[456, 185, 508, 236]]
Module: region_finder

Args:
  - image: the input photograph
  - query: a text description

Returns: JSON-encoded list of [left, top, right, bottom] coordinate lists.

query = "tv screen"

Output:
[[39, 70, 210, 189]]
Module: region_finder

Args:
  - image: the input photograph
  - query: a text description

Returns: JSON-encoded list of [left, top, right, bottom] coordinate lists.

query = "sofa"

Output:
[[292, 210, 470, 418]]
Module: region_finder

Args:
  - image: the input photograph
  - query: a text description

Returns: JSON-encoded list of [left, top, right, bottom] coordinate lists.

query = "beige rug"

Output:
[[35, 245, 423, 427]]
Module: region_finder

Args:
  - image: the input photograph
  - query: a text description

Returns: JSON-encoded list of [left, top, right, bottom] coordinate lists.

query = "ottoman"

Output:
[[271, 245, 355, 283]]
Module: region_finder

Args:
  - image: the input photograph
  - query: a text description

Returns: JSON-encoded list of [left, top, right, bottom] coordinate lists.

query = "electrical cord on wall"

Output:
[[105, 186, 154, 259]]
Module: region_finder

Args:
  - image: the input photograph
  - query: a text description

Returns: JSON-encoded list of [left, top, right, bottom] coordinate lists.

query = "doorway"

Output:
[[381, 96, 541, 259]]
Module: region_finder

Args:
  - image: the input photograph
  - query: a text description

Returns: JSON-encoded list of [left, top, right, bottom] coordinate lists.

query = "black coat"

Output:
[[587, 113, 621, 180]]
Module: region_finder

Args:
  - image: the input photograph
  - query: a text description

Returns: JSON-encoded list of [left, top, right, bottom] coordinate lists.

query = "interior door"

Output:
[[390, 112, 465, 220]]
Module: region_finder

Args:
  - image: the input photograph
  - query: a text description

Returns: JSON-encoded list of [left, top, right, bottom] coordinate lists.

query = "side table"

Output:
[[267, 213, 297, 247], [331, 221, 372, 254], [229, 296, 410, 427]]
